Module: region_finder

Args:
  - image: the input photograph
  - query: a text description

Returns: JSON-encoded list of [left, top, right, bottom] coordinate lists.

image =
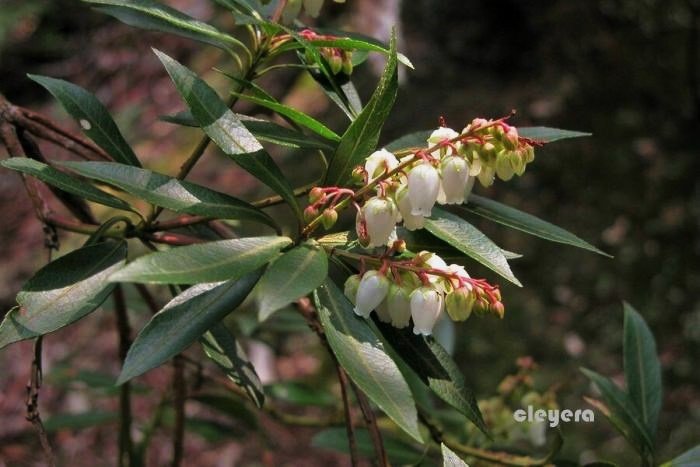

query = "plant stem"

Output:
[[351, 383, 389, 467], [25, 337, 55, 467], [114, 285, 134, 467], [336, 366, 360, 467]]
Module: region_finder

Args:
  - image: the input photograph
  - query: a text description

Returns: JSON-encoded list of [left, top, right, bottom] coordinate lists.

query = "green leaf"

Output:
[[0, 241, 126, 349], [265, 381, 335, 407], [312, 427, 424, 465], [623, 302, 662, 439], [374, 321, 488, 434], [661, 445, 700, 467], [314, 280, 422, 442], [256, 241, 328, 321], [28, 74, 141, 167], [110, 236, 291, 284], [60, 161, 277, 229], [233, 93, 341, 142], [201, 322, 264, 408], [463, 195, 611, 257], [43, 411, 117, 432], [323, 29, 399, 187], [85, 0, 240, 50], [518, 126, 591, 143], [442, 444, 469, 467], [581, 368, 654, 455], [384, 130, 431, 152], [118, 271, 261, 383], [0, 158, 135, 213], [154, 49, 302, 220], [425, 208, 521, 286]]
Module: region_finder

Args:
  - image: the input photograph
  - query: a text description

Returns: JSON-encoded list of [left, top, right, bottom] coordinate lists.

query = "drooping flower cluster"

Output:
[[343, 251, 504, 336], [351, 119, 536, 247]]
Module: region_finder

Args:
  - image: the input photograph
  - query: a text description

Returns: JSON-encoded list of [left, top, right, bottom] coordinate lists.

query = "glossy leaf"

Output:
[[314, 280, 422, 442], [118, 272, 261, 383], [581, 368, 654, 455], [518, 126, 591, 143], [85, 0, 240, 50], [312, 428, 424, 465], [160, 111, 335, 150], [0, 158, 135, 213], [442, 444, 469, 467], [256, 241, 328, 321], [425, 208, 521, 286], [464, 195, 610, 257], [661, 445, 700, 467], [324, 29, 399, 187], [623, 302, 662, 439], [28, 74, 140, 167], [375, 321, 488, 434], [111, 236, 291, 284], [60, 161, 276, 229], [0, 241, 126, 349], [155, 49, 302, 220], [233, 93, 341, 142], [201, 323, 264, 408]]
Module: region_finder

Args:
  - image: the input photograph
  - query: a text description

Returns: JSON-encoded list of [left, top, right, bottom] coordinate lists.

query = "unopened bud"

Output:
[[495, 152, 515, 181], [445, 287, 475, 321], [341, 51, 354, 75], [392, 239, 407, 253], [387, 284, 411, 328], [328, 50, 343, 74], [321, 208, 338, 229], [344, 274, 360, 304], [304, 205, 319, 223], [480, 142, 497, 165], [477, 165, 496, 187], [309, 187, 324, 203], [491, 301, 505, 319]]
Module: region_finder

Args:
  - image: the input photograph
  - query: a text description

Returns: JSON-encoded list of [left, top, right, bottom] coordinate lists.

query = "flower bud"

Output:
[[440, 156, 469, 204], [445, 287, 475, 321], [341, 51, 354, 75], [344, 274, 360, 304], [364, 149, 399, 182], [395, 186, 425, 231], [477, 165, 495, 187], [524, 145, 535, 163], [304, 205, 319, 223], [351, 166, 366, 185], [354, 271, 390, 318], [491, 301, 505, 319], [495, 152, 515, 181], [504, 126, 519, 150], [309, 187, 324, 203], [480, 142, 498, 165], [392, 239, 407, 253], [509, 150, 526, 176], [407, 162, 440, 217], [321, 208, 338, 229], [361, 196, 399, 247], [328, 50, 343, 74], [386, 283, 411, 328], [410, 287, 444, 336], [375, 298, 392, 323]]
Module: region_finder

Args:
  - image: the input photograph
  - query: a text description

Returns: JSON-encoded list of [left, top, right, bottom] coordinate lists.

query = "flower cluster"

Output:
[[351, 119, 536, 247], [343, 251, 504, 336], [299, 29, 354, 75]]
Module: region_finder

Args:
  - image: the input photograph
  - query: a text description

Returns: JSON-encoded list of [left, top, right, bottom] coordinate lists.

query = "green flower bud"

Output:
[[341, 51, 354, 75], [344, 274, 360, 304], [495, 152, 515, 181], [445, 287, 475, 321], [309, 187, 324, 203], [328, 50, 343, 74], [480, 142, 498, 165], [510, 151, 526, 176], [303, 205, 319, 223], [321, 208, 338, 229], [386, 283, 411, 328], [477, 165, 496, 187]]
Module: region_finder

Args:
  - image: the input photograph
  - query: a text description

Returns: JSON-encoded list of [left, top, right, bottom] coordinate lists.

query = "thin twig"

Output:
[[25, 337, 56, 467], [352, 384, 388, 467], [114, 285, 134, 467], [336, 365, 360, 467]]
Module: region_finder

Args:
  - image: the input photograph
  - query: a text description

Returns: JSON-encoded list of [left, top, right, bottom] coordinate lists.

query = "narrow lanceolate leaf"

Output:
[[324, 29, 399, 187], [118, 272, 261, 384], [623, 302, 662, 439], [442, 444, 469, 467], [60, 161, 276, 229], [425, 208, 521, 286], [154, 50, 302, 220], [233, 93, 341, 142], [85, 0, 241, 51], [27, 74, 140, 167], [464, 195, 611, 257], [661, 445, 700, 467], [0, 241, 126, 349], [0, 159, 135, 213], [111, 236, 291, 284], [374, 321, 488, 434], [581, 368, 654, 455], [314, 281, 422, 442], [256, 241, 328, 322], [518, 126, 591, 143], [201, 323, 264, 408]]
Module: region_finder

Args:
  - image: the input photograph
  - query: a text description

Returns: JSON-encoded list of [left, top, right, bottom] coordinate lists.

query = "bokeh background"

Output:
[[1, 0, 698, 465]]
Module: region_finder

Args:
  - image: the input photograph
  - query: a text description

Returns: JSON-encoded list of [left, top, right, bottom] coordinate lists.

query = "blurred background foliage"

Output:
[[0, 0, 698, 464]]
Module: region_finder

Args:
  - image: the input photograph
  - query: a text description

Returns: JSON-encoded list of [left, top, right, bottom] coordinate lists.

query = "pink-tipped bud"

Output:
[[309, 187, 324, 204], [321, 208, 338, 229], [304, 205, 319, 223]]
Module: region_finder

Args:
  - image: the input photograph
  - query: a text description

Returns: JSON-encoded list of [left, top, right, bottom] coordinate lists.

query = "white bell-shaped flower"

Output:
[[440, 156, 470, 204], [361, 196, 399, 247], [395, 186, 425, 231], [375, 298, 392, 323], [410, 287, 444, 335], [354, 271, 390, 318], [364, 148, 398, 182], [427, 127, 460, 158], [386, 284, 411, 328], [463, 173, 476, 203], [407, 162, 440, 217]]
